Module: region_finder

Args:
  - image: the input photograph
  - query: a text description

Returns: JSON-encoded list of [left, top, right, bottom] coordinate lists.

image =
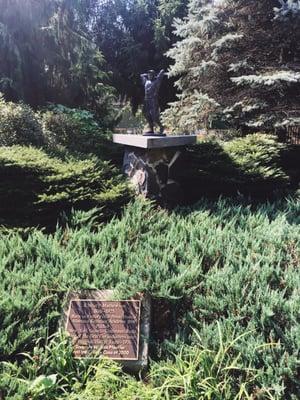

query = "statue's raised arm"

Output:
[[156, 69, 165, 84]]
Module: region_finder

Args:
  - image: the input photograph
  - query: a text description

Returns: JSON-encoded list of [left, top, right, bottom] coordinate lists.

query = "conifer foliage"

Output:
[[0, 0, 115, 121], [163, 0, 300, 133], [0, 199, 299, 398], [0, 146, 131, 228]]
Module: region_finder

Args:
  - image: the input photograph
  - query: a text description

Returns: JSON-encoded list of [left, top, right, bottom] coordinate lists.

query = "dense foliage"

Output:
[[0, 0, 116, 122], [40, 105, 122, 160], [0, 198, 299, 398], [179, 133, 293, 201], [92, 0, 189, 110], [0, 0, 190, 114], [0, 146, 131, 228], [0, 95, 44, 147], [0, 1, 299, 399], [0, 96, 122, 159], [0, 95, 297, 224], [163, 0, 300, 133]]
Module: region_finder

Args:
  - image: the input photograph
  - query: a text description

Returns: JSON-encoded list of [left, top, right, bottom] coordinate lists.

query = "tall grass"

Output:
[[2, 326, 278, 399]]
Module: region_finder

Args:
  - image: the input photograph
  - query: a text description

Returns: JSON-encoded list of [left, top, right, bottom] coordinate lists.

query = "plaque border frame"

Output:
[[65, 299, 141, 361]]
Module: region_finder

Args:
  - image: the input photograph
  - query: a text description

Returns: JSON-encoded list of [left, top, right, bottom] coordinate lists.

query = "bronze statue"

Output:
[[140, 69, 166, 136]]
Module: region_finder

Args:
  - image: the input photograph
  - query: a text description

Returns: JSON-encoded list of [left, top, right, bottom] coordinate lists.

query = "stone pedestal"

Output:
[[113, 134, 197, 202]]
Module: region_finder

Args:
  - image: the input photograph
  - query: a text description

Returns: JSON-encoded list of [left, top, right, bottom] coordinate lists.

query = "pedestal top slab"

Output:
[[113, 134, 197, 149]]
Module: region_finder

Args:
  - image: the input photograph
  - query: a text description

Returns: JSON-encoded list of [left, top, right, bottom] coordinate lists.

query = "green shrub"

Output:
[[0, 197, 299, 398], [0, 95, 43, 147], [0, 146, 131, 227], [41, 105, 122, 163], [0, 98, 123, 164], [180, 133, 290, 200], [224, 133, 288, 181], [68, 360, 157, 400]]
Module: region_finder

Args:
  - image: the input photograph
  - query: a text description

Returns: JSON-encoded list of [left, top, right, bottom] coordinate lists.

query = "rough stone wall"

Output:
[[123, 146, 183, 203]]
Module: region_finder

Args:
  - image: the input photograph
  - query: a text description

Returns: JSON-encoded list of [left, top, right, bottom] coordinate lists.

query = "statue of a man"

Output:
[[140, 69, 165, 136]]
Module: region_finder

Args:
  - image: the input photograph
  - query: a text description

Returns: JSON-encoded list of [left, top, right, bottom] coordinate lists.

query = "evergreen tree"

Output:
[[0, 0, 115, 123], [92, 0, 189, 110], [163, 0, 300, 134]]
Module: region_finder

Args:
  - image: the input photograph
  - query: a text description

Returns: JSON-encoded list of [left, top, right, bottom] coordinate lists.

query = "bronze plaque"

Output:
[[66, 300, 141, 360]]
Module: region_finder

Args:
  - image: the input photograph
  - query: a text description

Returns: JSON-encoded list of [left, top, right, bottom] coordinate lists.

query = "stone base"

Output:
[[113, 134, 197, 201], [123, 146, 183, 201]]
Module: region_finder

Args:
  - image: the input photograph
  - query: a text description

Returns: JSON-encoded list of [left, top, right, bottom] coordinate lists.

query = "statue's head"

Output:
[[147, 70, 155, 81]]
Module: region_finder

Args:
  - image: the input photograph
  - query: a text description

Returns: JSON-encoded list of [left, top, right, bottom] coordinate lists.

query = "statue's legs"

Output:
[[147, 117, 154, 133], [143, 102, 154, 133], [156, 116, 164, 135], [153, 108, 165, 135], [143, 100, 165, 135]]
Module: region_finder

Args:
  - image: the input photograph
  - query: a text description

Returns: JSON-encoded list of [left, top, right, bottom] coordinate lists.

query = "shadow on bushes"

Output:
[[176, 136, 296, 204], [280, 144, 300, 189], [0, 146, 132, 230]]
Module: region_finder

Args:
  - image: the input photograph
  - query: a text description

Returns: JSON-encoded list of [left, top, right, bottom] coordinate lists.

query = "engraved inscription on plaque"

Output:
[[66, 300, 141, 360]]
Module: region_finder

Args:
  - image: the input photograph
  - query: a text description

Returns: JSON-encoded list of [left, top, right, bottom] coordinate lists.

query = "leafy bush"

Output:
[[224, 133, 287, 181], [41, 106, 114, 156], [0, 146, 131, 227], [0, 95, 44, 147], [0, 99, 123, 164], [180, 133, 290, 201], [0, 197, 299, 398]]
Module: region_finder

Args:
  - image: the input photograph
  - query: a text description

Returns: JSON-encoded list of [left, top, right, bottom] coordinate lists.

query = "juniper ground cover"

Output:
[[0, 197, 299, 399]]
